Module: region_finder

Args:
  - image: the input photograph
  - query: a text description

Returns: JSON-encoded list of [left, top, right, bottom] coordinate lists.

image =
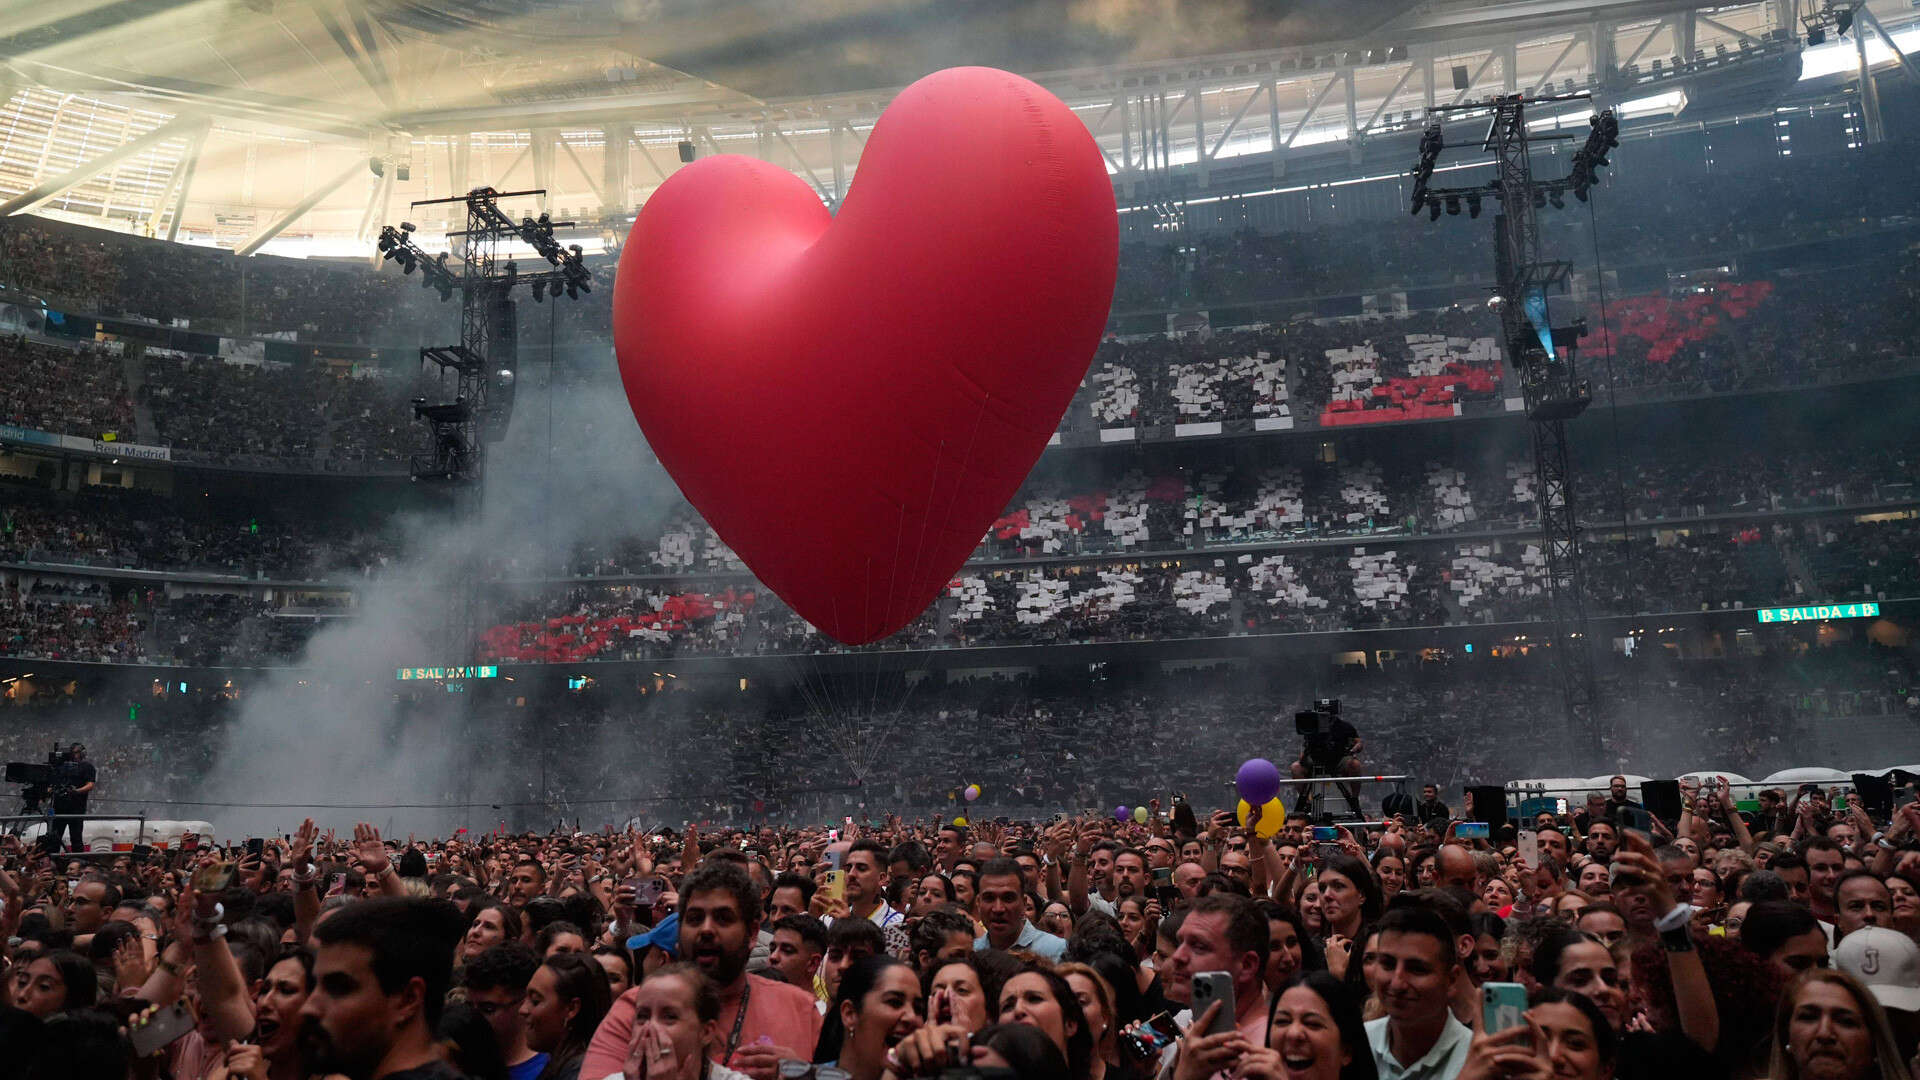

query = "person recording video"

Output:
[[47, 742, 96, 854], [1289, 699, 1364, 818]]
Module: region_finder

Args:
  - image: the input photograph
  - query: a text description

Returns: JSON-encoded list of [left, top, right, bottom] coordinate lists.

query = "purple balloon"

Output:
[[1114, 805, 1130, 821], [1236, 758, 1282, 805]]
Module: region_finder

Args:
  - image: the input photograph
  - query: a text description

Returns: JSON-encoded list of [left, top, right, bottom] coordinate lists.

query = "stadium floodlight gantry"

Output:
[[0, 0, 1914, 257]]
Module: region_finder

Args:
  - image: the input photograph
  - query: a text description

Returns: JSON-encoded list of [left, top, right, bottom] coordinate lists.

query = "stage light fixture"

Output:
[[1428, 197, 1442, 221], [1466, 193, 1483, 218], [1445, 195, 1462, 216]]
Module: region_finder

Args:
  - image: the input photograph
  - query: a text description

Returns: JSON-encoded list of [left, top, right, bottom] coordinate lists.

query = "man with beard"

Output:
[[581, 862, 820, 1080], [300, 897, 467, 1080]]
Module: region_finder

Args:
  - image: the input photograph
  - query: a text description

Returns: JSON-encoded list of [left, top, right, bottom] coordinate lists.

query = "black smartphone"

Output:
[[245, 838, 265, 857], [129, 1001, 197, 1056], [1618, 807, 1654, 835]]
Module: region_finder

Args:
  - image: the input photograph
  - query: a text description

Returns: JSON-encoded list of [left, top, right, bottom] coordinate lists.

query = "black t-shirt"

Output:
[[379, 1064, 472, 1080], [1303, 717, 1359, 766], [1616, 1029, 1724, 1080], [52, 759, 95, 812]]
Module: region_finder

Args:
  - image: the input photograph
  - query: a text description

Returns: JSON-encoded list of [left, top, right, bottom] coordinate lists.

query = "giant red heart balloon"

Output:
[[613, 67, 1117, 645]]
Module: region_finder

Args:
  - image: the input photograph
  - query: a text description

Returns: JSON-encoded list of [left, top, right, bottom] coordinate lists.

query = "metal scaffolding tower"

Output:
[[376, 186, 593, 485], [1411, 93, 1619, 765]]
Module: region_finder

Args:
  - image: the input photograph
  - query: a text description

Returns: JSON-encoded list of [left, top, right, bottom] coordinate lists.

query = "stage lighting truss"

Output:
[[1410, 105, 1618, 220], [376, 189, 596, 307], [1801, 0, 1861, 46]]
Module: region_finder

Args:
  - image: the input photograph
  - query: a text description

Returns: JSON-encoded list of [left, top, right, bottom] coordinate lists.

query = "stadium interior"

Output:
[[0, 0, 1917, 837]]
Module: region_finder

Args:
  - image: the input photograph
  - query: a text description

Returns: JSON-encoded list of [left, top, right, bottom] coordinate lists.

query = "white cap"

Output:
[[1834, 927, 1920, 1012]]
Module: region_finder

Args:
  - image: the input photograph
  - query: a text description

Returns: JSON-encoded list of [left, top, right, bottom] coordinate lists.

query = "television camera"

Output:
[[5, 743, 80, 814]]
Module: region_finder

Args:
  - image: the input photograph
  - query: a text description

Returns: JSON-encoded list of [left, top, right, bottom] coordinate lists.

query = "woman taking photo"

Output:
[[1768, 970, 1914, 1080], [1457, 988, 1616, 1080], [523, 952, 613, 1080]]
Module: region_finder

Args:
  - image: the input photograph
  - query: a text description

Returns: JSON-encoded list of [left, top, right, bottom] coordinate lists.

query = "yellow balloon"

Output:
[[954, 817, 968, 827], [1132, 806, 1149, 824], [1235, 797, 1286, 838]]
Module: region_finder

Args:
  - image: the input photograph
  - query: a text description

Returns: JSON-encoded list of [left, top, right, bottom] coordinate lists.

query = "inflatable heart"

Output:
[[613, 67, 1117, 644]]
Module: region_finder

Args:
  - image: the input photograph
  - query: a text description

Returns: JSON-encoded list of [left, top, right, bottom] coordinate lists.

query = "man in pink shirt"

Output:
[[582, 863, 820, 1080], [1155, 894, 1273, 1076]]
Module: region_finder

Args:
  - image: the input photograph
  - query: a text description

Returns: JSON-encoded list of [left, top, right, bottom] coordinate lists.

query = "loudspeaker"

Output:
[[1641, 780, 1683, 824], [677, 140, 696, 163], [1852, 773, 1894, 822], [1452, 65, 1471, 90]]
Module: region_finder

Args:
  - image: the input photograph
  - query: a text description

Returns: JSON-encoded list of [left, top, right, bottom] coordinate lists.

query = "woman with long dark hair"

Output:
[[9, 949, 95, 1018], [998, 963, 1095, 1080], [816, 954, 923, 1080], [522, 952, 613, 1080], [1243, 970, 1378, 1080], [1314, 855, 1380, 984]]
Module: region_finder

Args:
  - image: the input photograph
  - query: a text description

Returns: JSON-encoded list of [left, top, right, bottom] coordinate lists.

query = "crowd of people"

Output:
[[0, 335, 135, 440], [1, 643, 1907, 833], [2, 258, 1915, 471], [10, 689, 1920, 1080], [0, 505, 1912, 666]]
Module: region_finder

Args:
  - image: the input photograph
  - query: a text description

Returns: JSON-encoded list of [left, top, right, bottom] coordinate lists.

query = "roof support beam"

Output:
[[1530, 35, 1582, 94], [1857, 7, 1920, 84], [164, 124, 205, 243], [1693, 13, 1760, 47], [1359, 65, 1415, 133], [630, 136, 670, 187], [1284, 75, 1342, 149], [1618, 18, 1667, 72], [1209, 80, 1267, 158], [312, 4, 394, 111], [0, 113, 201, 218], [557, 135, 608, 209], [769, 122, 831, 202], [235, 158, 364, 256]]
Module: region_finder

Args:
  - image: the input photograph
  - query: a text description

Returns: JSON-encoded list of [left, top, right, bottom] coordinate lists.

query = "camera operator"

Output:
[[47, 742, 96, 854], [1289, 700, 1364, 818]]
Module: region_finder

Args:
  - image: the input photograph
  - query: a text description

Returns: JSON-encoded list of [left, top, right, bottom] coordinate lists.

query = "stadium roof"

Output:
[[0, 0, 1914, 257]]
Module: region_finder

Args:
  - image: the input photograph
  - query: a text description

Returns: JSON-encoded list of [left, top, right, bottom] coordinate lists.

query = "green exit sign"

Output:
[[1756, 603, 1880, 624], [397, 665, 499, 680]]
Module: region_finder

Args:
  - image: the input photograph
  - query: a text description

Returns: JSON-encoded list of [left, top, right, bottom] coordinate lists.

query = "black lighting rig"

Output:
[[1409, 94, 1620, 765], [376, 187, 594, 484]]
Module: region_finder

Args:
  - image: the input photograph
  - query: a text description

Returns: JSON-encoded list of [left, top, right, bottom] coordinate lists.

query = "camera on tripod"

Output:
[[5, 744, 77, 810], [1294, 698, 1341, 737]]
